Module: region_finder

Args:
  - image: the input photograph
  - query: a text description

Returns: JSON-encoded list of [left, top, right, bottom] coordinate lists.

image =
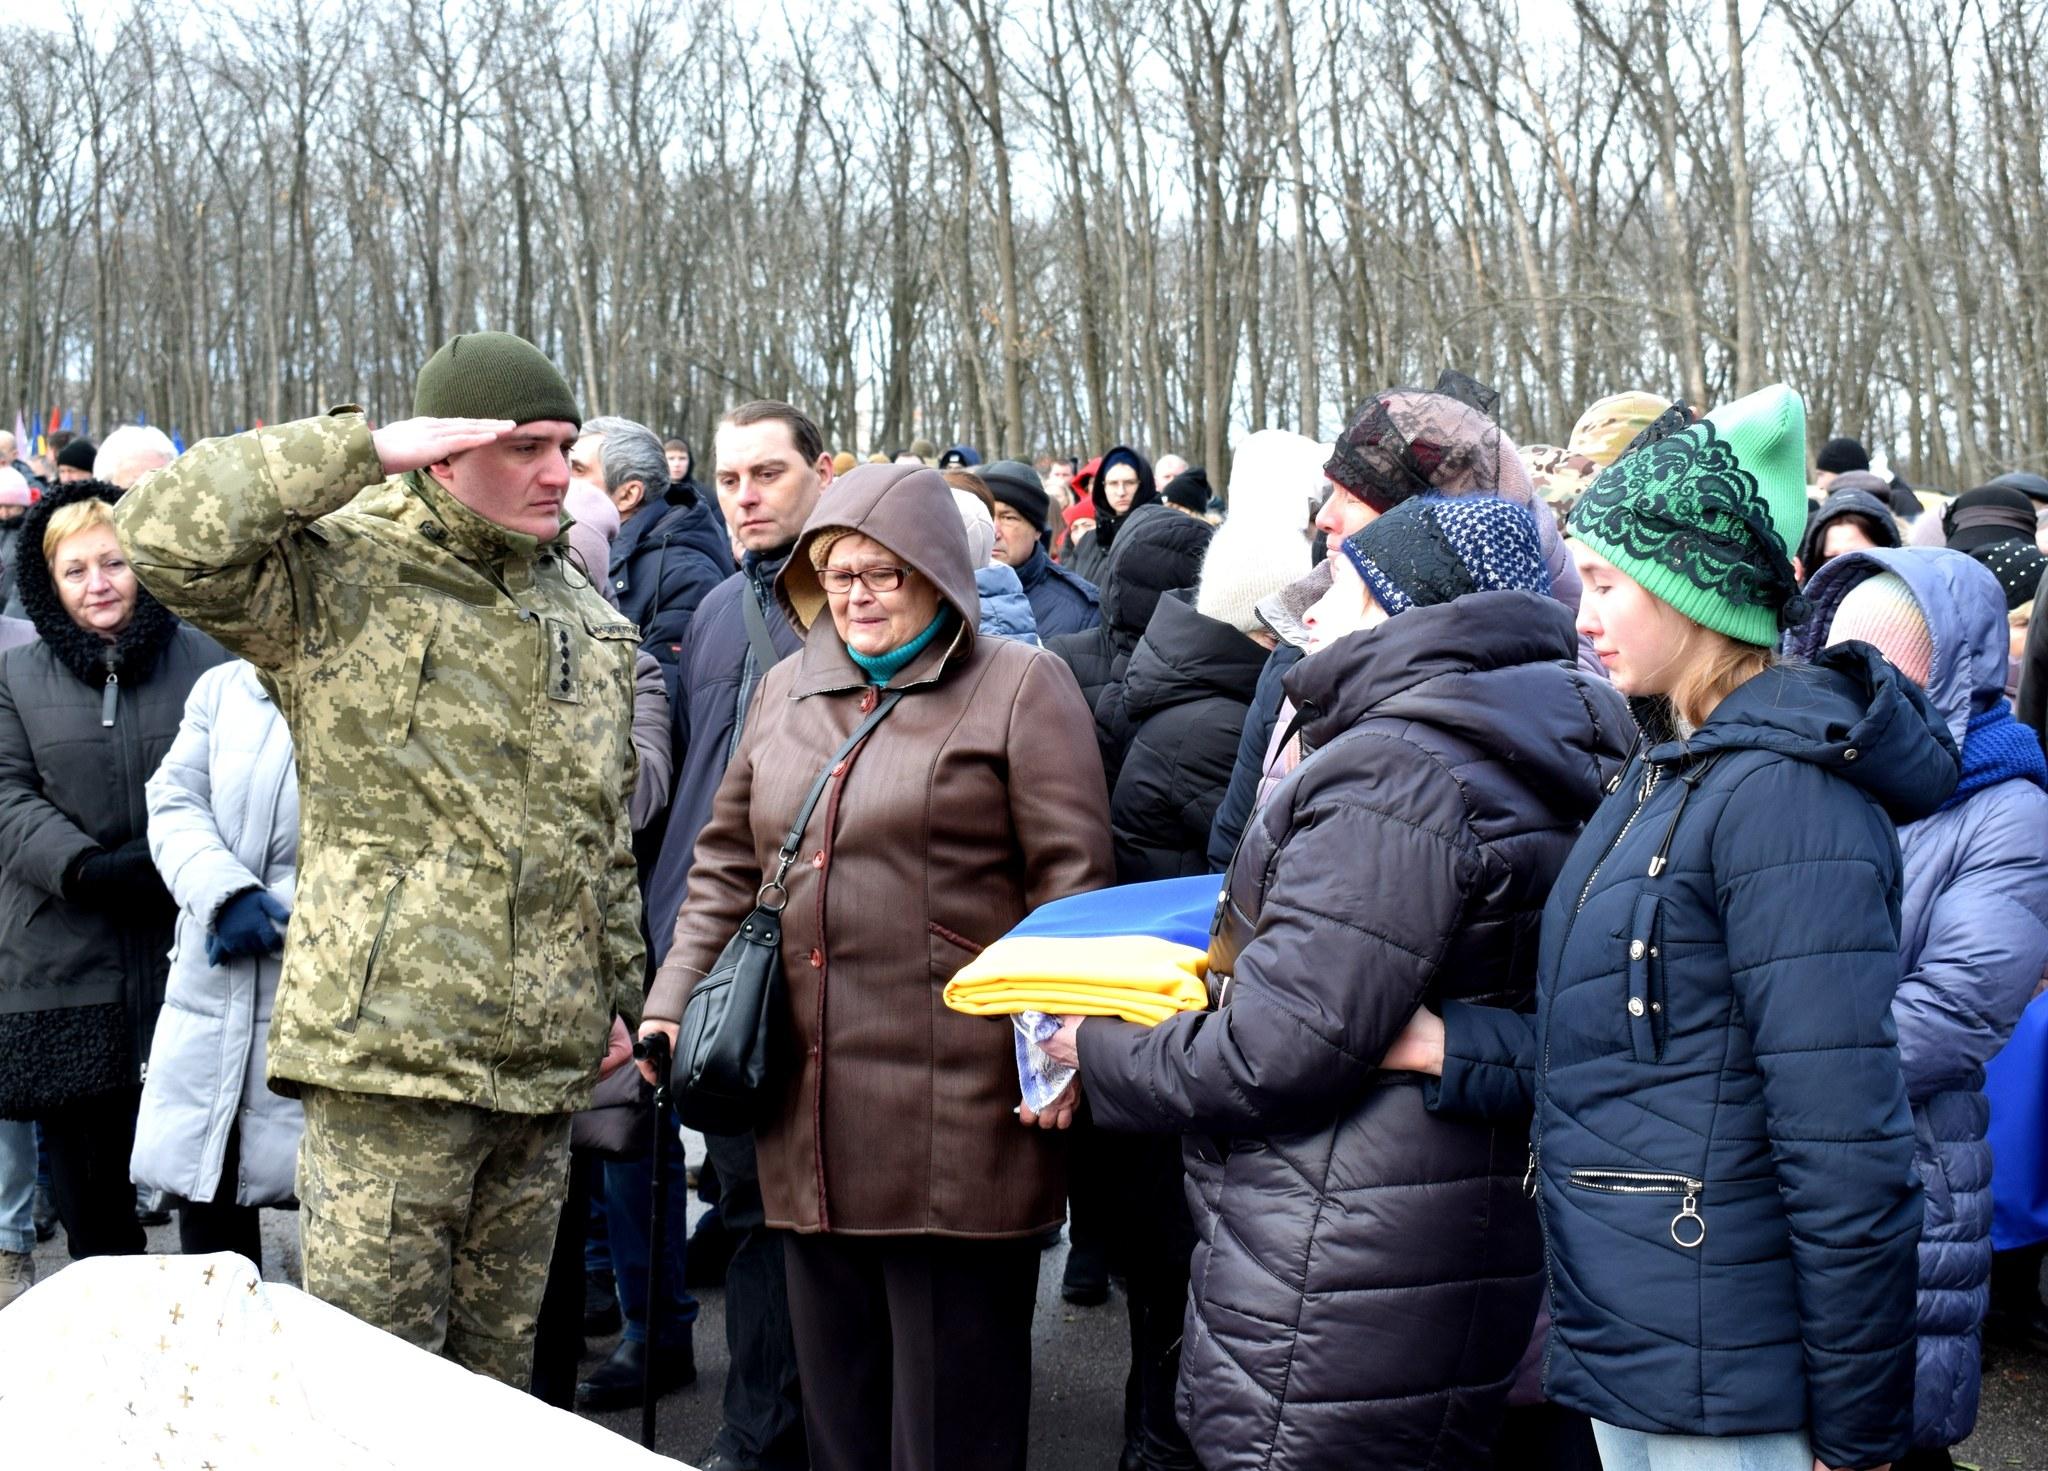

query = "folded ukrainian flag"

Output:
[[942, 875, 1221, 1027]]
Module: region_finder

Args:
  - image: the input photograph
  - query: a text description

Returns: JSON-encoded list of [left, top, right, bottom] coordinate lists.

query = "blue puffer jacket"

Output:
[[608, 483, 733, 692], [1789, 547, 2048, 1450], [1435, 644, 1959, 1470], [974, 563, 1041, 645], [1013, 543, 1099, 640]]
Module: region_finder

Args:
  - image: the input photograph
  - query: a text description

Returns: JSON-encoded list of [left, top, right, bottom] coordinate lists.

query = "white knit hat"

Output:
[[1195, 430, 1321, 634], [950, 487, 995, 567]]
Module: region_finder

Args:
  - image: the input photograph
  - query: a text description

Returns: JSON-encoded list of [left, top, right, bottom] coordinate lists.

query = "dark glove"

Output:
[[207, 888, 289, 967], [63, 837, 167, 909]]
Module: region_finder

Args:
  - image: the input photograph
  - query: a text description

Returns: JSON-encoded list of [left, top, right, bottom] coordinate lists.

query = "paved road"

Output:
[[27, 1195, 2048, 1469]]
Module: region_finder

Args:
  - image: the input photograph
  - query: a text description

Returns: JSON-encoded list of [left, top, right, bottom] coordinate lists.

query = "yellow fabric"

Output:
[[943, 936, 1211, 1027]]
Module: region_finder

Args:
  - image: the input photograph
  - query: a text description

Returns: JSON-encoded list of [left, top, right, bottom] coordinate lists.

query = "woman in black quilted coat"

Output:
[[1046, 495, 1631, 1469]]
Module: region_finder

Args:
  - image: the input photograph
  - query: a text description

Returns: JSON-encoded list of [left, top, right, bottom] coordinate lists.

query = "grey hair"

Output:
[[94, 424, 178, 487], [581, 415, 669, 508]]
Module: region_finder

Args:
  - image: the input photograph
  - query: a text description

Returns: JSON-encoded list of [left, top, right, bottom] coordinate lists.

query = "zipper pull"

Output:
[[1522, 1147, 1538, 1198], [101, 671, 119, 728], [1671, 1191, 1706, 1249]]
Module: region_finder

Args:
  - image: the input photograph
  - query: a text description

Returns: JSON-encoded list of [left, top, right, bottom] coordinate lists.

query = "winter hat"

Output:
[[938, 445, 982, 468], [1968, 536, 2048, 612], [908, 438, 938, 464], [1817, 436, 1871, 475], [1063, 500, 1097, 533], [832, 451, 857, 476], [562, 481, 621, 605], [55, 438, 97, 474], [1341, 494, 1550, 617], [1796, 486, 1901, 575], [1196, 509, 1312, 636], [1530, 390, 1675, 501], [982, 459, 1052, 531], [950, 487, 996, 567], [1826, 571, 1934, 687], [1324, 370, 1531, 513], [1164, 466, 1212, 512], [0, 467, 34, 507], [1986, 470, 2048, 505], [414, 331, 580, 427], [1568, 383, 1811, 647], [1944, 484, 2038, 553]]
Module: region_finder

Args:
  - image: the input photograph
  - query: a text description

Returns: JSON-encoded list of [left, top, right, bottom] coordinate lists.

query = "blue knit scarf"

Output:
[[847, 609, 951, 686], [1942, 703, 2048, 811]]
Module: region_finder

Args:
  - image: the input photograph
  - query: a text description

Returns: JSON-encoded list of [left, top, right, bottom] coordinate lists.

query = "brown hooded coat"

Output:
[[646, 463, 1112, 1237]]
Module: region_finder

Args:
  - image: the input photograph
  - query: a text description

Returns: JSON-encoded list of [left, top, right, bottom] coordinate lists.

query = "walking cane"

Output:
[[632, 1029, 675, 1453]]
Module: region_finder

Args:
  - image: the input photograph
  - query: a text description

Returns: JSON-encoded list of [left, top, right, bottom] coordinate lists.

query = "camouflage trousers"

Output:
[[296, 1086, 573, 1389]]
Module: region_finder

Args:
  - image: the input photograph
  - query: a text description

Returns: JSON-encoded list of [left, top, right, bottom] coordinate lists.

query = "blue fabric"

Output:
[[845, 609, 950, 685], [206, 887, 287, 966], [1205, 642, 1303, 871], [607, 486, 733, 696], [644, 557, 804, 969], [1003, 873, 1223, 951], [1987, 991, 2048, 1250], [1012, 544, 1100, 640], [601, 1119, 698, 1348], [1436, 644, 1959, 1470], [0, 1117, 32, 1255], [974, 564, 1041, 646], [1588, 1422, 1811, 1471], [1343, 494, 1550, 616], [1945, 703, 2047, 809], [1793, 546, 2048, 1448]]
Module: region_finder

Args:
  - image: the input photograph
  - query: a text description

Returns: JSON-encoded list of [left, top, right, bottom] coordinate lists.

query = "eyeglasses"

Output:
[[820, 565, 908, 594]]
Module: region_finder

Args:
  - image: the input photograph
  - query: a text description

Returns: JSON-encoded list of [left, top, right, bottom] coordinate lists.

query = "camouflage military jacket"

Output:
[[112, 412, 643, 1114]]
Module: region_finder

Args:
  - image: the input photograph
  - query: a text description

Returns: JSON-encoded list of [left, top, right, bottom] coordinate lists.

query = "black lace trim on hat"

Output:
[[1570, 417, 1809, 630]]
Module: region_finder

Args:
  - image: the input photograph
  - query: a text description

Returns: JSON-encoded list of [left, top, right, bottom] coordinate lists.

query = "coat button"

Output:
[[1627, 996, 1646, 1017], [809, 948, 823, 969], [1843, 747, 1859, 761], [1628, 940, 1646, 960]]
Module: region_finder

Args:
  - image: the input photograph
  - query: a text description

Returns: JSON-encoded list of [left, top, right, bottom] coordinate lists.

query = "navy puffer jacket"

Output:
[[1081, 591, 1633, 1469], [1789, 547, 2048, 1450], [1435, 645, 1958, 1470]]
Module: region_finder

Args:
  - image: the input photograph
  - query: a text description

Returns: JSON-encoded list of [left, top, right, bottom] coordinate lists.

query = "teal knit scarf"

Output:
[[847, 609, 951, 686]]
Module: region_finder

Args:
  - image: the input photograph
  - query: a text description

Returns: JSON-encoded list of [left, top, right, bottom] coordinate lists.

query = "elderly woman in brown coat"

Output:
[[639, 462, 1112, 1471]]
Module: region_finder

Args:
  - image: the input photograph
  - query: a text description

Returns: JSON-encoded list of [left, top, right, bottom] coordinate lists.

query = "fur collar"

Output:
[[15, 478, 180, 686]]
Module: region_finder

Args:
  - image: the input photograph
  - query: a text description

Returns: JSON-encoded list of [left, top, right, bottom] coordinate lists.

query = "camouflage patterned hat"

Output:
[[1530, 392, 1676, 502]]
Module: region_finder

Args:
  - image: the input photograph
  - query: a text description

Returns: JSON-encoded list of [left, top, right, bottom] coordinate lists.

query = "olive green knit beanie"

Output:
[[1568, 383, 1812, 647], [413, 332, 581, 428]]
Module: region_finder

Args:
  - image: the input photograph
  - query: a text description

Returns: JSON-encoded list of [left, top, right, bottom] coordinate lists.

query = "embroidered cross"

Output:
[[202, 1265, 216, 1285], [178, 1387, 194, 1408], [156, 1336, 171, 1353], [168, 1303, 184, 1325]]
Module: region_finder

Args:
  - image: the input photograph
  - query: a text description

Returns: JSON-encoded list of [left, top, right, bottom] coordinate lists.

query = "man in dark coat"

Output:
[[1047, 503, 1212, 721], [574, 416, 732, 694], [1066, 444, 1160, 585], [982, 458, 1099, 638], [633, 400, 832, 1471]]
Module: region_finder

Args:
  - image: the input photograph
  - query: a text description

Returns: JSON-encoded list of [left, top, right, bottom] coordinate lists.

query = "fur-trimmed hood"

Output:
[[16, 477, 181, 686]]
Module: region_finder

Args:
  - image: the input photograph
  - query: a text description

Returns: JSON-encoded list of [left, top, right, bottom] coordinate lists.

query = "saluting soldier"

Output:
[[112, 332, 644, 1388]]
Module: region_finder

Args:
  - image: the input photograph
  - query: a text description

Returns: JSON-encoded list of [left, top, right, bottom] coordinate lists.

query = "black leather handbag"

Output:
[[671, 689, 904, 1134]]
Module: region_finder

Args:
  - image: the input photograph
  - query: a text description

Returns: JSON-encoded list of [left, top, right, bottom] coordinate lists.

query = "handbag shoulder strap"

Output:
[[740, 582, 783, 676], [761, 690, 905, 902]]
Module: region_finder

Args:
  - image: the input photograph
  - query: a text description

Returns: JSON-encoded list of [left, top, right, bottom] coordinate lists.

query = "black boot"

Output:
[[575, 1336, 697, 1411], [1063, 1236, 1110, 1306]]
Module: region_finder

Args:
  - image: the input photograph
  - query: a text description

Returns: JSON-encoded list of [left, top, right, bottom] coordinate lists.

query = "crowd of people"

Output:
[[1, 330, 2047, 1471]]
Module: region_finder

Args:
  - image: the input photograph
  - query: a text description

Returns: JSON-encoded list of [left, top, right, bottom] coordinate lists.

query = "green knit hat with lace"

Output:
[[1568, 383, 1812, 647]]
